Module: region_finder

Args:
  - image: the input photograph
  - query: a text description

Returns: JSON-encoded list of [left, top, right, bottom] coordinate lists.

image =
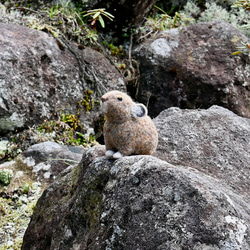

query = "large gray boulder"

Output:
[[0, 141, 86, 190], [22, 106, 250, 249], [0, 22, 125, 134], [154, 105, 250, 199], [133, 21, 250, 118]]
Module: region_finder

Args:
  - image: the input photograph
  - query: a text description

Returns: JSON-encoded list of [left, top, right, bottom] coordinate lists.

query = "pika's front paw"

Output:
[[105, 150, 123, 159], [113, 151, 123, 159], [105, 150, 115, 158]]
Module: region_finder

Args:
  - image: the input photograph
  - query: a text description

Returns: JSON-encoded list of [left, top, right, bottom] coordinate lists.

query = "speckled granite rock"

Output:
[[133, 21, 250, 118], [0, 22, 125, 134], [22, 106, 250, 249]]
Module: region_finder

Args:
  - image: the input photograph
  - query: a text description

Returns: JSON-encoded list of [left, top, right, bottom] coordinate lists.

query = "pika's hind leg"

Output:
[[113, 151, 123, 159], [105, 150, 115, 158]]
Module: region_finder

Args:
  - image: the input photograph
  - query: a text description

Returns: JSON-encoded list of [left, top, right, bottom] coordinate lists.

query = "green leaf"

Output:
[[154, 5, 167, 15], [103, 11, 114, 19], [99, 15, 105, 28], [93, 11, 101, 19], [232, 51, 242, 55]]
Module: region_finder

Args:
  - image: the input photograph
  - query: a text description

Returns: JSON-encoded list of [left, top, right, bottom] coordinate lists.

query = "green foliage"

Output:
[[37, 117, 80, 145], [185, 0, 250, 36], [83, 8, 114, 29], [43, 4, 63, 18], [61, 113, 80, 131], [232, 0, 250, 36], [31, 1, 98, 44], [36, 111, 97, 147], [0, 1, 117, 47], [0, 1, 100, 45], [21, 182, 31, 194], [25, 3, 115, 45], [28, 21, 60, 37], [0, 140, 22, 162], [102, 42, 125, 56], [0, 169, 13, 186], [141, 0, 250, 38], [144, 5, 190, 31], [232, 41, 250, 57]]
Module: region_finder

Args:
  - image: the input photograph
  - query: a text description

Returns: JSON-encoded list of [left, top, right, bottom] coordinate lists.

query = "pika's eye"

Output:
[[117, 96, 123, 101]]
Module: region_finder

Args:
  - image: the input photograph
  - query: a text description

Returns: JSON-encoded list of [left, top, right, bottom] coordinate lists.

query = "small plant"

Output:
[[232, 0, 250, 11], [36, 111, 97, 147], [142, 4, 190, 33], [23, 1, 99, 45], [232, 41, 250, 57], [61, 113, 80, 131], [28, 20, 60, 37], [43, 4, 62, 18], [21, 182, 31, 194], [154, 5, 177, 29], [0, 169, 13, 186], [83, 8, 114, 29], [105, 43, 125, 56]]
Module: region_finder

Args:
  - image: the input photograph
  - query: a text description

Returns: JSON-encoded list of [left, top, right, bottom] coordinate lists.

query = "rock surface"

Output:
[[0, 141, 86, 248], [0, 22, 125, 134], [133, 21, 250, 118], [154, 105, 250, 200], [0, 180, 43, 249], [22, 106, 250, 249], [21, 141, 86, 184], [0, 141, 85, 191]]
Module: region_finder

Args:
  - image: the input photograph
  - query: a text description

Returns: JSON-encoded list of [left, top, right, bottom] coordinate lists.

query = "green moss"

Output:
[[82, 174, 108, 232], [82, 190, 103, 231], [61, 113, 81, 131], [78, 89, 98, 113], [106, 43, 125, 56]]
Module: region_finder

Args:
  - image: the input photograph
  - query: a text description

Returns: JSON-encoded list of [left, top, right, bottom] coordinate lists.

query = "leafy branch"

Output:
[[83, 8, 114, 29]]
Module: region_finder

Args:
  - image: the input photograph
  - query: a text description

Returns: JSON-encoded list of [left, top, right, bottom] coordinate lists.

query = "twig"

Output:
[[138, 30, 154, 41], [14, 7, 44, 17], [128, 34, 133, 67]]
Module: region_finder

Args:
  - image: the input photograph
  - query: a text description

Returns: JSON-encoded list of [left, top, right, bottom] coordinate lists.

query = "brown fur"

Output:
[[101, 90, 158, 157]]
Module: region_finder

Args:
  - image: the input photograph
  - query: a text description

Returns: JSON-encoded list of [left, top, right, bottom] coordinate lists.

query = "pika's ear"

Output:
[[132, 103, 148, 118]]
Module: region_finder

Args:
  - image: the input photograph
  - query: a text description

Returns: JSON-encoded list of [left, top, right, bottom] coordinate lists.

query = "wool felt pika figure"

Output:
[[101, 90, 158, 159]]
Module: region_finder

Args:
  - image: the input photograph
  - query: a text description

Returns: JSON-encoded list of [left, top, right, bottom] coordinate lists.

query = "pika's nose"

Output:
[[101, 96, 107, 102]]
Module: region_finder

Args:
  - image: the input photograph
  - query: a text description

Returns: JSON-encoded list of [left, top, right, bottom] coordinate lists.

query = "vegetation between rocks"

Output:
[[0, 182, 43, 250]]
